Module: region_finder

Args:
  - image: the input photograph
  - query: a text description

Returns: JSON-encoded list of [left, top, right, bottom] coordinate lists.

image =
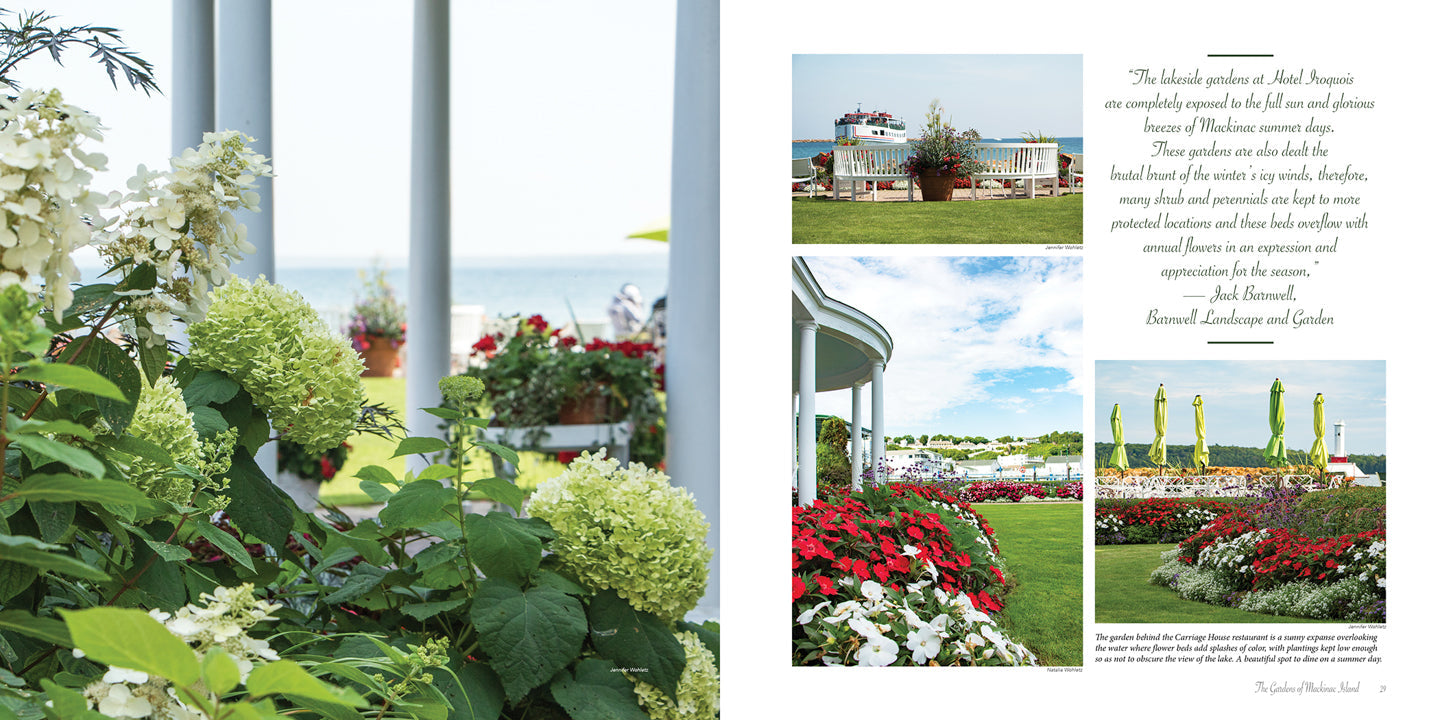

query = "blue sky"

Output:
[[805, 256, 1082, 440], [24, 0, 674, 262], [792, 54, 1082, 140], [1095, 360, 1386, 455]]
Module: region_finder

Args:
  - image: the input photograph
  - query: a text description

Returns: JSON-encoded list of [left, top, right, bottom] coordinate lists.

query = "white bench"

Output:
[[791, 157, 817, 197], [969, 143, 1060, 199], [833, 143, 1060, 201], [833, 144, 913, 201]]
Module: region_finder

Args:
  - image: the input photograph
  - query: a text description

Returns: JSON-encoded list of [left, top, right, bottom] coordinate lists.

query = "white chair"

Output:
[[1066, 153, 1083, 194], [792, 157, 817, 197]]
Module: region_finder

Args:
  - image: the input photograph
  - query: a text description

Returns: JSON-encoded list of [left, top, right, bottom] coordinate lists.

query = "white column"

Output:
[[669, 0, 720, 621], [171, 0, 213, 157], [215, 0, 274, 478], [870, 360, 885, 483], [1334, 420, 1346, 457], [850, 382, 863, 490], [215, 0, 273, 282], [406, 0, 452, 474], [792, 393, 798, 489], [797, 322, 818, 505]]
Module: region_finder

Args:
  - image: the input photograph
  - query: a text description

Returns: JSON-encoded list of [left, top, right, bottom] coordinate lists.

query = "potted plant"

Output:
[[274, 438, 351, 511], [902, 99, 983, 201], [346, 264, 406, 377], [462, 314, 663, 452]]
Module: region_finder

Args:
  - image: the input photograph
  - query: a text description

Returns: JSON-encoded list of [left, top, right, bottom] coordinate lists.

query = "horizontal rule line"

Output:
[[1207, 341, 1275, 344], [1207, 54, 1273, 57]]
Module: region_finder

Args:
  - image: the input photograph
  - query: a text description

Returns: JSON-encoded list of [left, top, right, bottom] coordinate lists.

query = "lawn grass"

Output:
[[792, 193, 1082, 244], [1094, 544, 1347, 623], [318, 377, 565, 507], [974, 502, 1083, 666]]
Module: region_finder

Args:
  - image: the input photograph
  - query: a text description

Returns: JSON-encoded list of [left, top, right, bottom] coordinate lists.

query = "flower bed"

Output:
[[792, 484, 1038, 666], [959, 480, 1049, 503], [1095, 497, 1249, 545], [1142, 488, 1386, 622]]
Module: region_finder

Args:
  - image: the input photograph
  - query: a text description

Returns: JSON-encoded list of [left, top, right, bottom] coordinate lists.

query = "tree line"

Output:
[[1093, 442, 1386, 475]]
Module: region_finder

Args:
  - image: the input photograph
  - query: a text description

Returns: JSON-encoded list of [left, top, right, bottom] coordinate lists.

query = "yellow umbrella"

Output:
[[626, 217, 669, 242], [1109, 404, 1128, 473], [1192, 394, 1209, 470], [1309, 393, 1328, 470], [1148, 384, 1168, 468], [1264, 378, 1286, 466]]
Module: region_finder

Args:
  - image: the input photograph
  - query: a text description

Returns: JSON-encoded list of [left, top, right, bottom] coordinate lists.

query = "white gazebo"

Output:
[[792, 258, 892, 505]]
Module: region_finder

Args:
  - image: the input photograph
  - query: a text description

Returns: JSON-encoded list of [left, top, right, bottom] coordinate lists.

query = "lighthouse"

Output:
[[1332, 419, 1347, 462]]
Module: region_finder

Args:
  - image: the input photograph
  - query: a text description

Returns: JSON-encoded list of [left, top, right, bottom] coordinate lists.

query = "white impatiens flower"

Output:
[[860, 580, 886, 603], [855, 635, 900, 667], [905, 625, 942, 663], [796, 602, 830, 625], [847, 615, 882, 641]]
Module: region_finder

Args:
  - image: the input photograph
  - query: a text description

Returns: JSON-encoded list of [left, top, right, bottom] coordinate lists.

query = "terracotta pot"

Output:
[[359, 336, 403, 377], [558, 385, 613, 424], [916, 170, 958, 201]]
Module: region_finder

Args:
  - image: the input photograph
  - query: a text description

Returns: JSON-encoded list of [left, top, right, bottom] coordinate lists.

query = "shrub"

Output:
[[528, 450, 712, 623]]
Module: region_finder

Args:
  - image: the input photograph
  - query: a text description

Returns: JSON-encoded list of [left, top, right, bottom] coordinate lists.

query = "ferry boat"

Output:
[[834, 105, 906, 144]]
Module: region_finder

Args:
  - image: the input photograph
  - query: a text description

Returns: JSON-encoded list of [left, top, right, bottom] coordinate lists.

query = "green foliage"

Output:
[[816, 416, 852, 486], [0, 9, 159, 93], [345, 263, 406, 342], [1095, 441, 1386, 475]]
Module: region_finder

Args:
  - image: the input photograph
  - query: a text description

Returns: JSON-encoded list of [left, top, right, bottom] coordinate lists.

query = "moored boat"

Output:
[[834, 104, 906, 143]]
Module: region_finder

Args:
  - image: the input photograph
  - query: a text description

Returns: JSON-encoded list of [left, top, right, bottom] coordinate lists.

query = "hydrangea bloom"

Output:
[[527, 450, 712, 623], [81, 584, 283, 719], [188, 277, 364, 453], [98, 130, 272, 345], [628, 631, 719, 720], [0, 89, 107, 318], [125, 376, 204, 504]]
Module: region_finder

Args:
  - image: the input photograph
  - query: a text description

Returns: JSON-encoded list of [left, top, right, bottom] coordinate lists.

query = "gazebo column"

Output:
[[850, 382, 863, 490], [405, 0, 452, 474], [171, 0, 213, 156], [870, 360, 885, 483], [796, 321, 818, 505], [792, 393, 799, 488]]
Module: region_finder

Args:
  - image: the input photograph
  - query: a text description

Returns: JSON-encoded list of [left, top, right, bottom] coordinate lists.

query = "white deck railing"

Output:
[[831, 142, 1061, 201]]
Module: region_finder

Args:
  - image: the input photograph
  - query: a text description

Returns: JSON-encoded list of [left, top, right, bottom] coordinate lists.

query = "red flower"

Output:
[[990, 566, 1005, 584], [319, 457, 336, 480], [793, 576, 805, 601], [814, 575, 838, 596]]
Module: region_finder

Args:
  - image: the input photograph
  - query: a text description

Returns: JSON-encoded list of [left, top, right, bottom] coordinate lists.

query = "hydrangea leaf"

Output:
[[10, 363, 125, 401], [8, 473, 148, 506], [0, 534, 107, 581], [0, 609, 71, 647], [377, 479, 455, 529], [433, 661, 505, 720], [29, 501, 75, 543], [464, 512, 541, 584], [400, 597, 468, 621], [182, 370, 241, 408], [324, 563, 387, 606], [586, 589, 685, 701], [9, 434, 104, 478], [391, 436, 449, 458], [467, 476, 524, 515], [358, 480, 393, 503], [548, 659, 649, 720], [246, 659, 367, 707], [195, 520, 257, 573], [222, 451, 295, 548], [60, 607, 200, 686], [54, 334, 140, 434], [354, 464, 399, 486], [201, 646, 241, 695], [468, 580, 586, 701]]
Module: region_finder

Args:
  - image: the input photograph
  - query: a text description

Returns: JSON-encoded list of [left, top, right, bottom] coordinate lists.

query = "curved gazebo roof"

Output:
[[792, 258, 893, 392]]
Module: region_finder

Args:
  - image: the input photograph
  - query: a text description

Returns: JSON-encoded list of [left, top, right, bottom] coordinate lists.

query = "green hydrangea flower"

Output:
[[527, 451, 711, 623], [628, 632, 719, 720], [438, 375, 485, 405], [127, 376, 203, 504], [188, 277, 364, 453]]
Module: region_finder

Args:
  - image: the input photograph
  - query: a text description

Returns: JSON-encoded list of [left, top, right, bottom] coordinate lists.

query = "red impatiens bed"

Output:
[[792, 484, 1008, 616]]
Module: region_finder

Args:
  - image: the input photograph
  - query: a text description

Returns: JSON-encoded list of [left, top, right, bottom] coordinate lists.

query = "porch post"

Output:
[[851, 381, 863, 490], [870, 360, 885, 483], [797, 321, 818, 505]]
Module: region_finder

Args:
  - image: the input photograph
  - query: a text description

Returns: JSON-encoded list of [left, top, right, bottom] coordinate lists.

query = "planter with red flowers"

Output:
[[453, 314, 666, 466], [345, 264, 406, 377]]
